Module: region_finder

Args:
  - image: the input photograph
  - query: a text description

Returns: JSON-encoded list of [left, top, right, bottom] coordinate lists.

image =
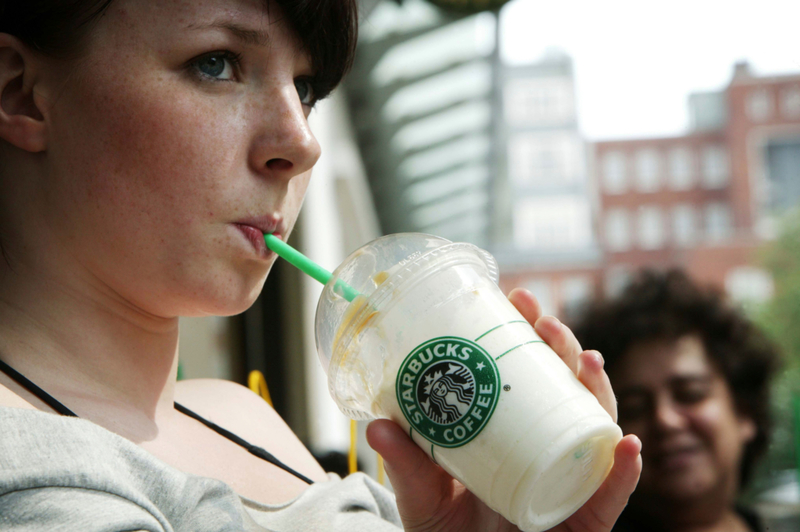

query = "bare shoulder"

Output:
[[0, 374, 46, 411], [175, 378, 280, 422], [175, 378, 327, 481]]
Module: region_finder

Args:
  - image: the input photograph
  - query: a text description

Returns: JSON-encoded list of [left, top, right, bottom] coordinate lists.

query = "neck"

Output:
[[627, 490, 751, 532], [672, 510, 751, 532], [0, 260, 180, 441]]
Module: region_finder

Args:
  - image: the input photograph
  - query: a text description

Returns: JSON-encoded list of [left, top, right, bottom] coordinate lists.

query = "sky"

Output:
[[499, 0, 800, 140]]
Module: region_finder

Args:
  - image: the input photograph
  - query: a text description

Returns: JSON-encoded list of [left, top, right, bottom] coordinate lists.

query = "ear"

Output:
[[0, 34, 46, 153], [739, 415, 756, 444]]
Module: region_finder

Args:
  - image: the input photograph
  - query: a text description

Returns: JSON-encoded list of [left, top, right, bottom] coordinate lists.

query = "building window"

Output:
[[705, 202, 733, 242], [765, 139, 800, 212], [509, 137, 535, 185], [634, 148, 661, 192], [561, 276, 593, 317], [525, 279, 555, 316], [668, 146, 694, 190], [604, 208, 631, 251], [671, 204, 697, 247], [509, 133, 581, 186], [701, 145, 730, 188], [781, 86, 800, 119], [637, 206, 665, 250], [725, 267, 774, 304], [605, 266, 631, 297], [513, 196, 592, 250], [747, 89, 774, 121], [504, 78, 575, 127], [602, 151, 627, 194]]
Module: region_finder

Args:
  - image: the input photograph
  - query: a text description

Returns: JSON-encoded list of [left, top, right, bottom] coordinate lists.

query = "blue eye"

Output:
[[295, 79, 315, 106], [193, 52, 239, 81]]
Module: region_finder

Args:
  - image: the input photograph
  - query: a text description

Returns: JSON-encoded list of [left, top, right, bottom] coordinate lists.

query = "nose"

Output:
[[652, 396, 687, 433], [249, 86, 321, 181]]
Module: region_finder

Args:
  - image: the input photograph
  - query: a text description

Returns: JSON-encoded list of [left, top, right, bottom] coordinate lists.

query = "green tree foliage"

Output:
[[747, 209, 800, 497], [760, 209, 800, 371]]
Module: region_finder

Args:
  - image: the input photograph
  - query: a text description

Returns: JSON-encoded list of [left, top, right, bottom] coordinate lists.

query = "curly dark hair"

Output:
[[571, 268, 780, 487]]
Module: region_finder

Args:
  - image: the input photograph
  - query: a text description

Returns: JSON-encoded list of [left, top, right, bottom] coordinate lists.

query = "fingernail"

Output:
[[591, 350, 604, 367]]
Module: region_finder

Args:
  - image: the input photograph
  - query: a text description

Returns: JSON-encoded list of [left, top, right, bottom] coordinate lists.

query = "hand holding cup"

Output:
[[367, 288, 642, 532]]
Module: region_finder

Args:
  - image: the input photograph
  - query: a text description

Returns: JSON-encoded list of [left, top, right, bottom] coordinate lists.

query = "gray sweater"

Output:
[[0, 406, 402, 531]]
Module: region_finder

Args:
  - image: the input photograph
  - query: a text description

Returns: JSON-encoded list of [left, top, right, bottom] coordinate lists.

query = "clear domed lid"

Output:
[[314, 233, 498, 376]]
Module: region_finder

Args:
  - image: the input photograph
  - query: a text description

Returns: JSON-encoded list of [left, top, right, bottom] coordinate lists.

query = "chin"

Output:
[[650, 473, 717, 502], [175, 273, 269, 318]]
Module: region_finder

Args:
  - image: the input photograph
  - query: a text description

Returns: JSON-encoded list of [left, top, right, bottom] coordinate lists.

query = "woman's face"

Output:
[[32, 0, 320, 317], [611, 335, 755, 507]]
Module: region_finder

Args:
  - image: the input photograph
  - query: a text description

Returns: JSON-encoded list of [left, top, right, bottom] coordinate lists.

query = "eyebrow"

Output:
[[616, 375, 714, 398], [187, 21, 270, 47], [670, 375, 713, 386]]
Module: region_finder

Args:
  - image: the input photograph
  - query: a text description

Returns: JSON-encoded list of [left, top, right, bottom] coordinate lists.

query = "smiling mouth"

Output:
[[651, 446, 704, 470]]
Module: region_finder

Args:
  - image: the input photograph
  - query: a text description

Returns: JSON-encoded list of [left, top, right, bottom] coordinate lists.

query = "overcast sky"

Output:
[[499, 0, 800, 140]]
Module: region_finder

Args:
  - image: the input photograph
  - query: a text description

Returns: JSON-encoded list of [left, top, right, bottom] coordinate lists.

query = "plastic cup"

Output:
[[315, 233, 622, 532]]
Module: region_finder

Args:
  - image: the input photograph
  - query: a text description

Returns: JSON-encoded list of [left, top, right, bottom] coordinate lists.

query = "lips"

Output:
[[649, 443, 704, 470], [233, 214, 285, 257]]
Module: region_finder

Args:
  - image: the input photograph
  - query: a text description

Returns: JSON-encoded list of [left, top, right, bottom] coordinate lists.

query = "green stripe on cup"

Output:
[[474, 320, 530, 342], [495, 340, 546, 361]]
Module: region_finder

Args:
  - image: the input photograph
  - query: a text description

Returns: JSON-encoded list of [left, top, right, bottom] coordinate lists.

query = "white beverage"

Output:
[[316, 234, 621, 532]]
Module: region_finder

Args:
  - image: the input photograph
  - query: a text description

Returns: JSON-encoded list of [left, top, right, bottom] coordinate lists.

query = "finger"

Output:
[[568, 435, 642, 532], [366, 419, 454, 525], [508, 288, 542, 325], [577, 350, 617, 422], [534, 315, 582, 375]]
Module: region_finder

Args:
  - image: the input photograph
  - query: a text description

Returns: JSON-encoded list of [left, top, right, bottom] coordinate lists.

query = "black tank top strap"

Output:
[[0, 357, 313, 485], [0, 356, 78, 417], [173, 402, 314, 484]]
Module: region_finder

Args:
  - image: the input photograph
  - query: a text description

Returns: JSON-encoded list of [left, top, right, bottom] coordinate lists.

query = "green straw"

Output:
[[264, 233, 360, 302]]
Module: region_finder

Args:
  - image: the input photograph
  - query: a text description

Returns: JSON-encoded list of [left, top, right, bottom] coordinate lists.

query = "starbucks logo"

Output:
[[419, 361, 474, 424], [396, 337, 500, 448]]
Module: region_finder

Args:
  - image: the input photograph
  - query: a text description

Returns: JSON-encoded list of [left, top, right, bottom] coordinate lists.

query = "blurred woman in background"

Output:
[[573, 269, 780, 532]]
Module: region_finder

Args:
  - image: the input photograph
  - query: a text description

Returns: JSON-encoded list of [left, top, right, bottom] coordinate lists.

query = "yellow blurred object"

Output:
[[349, 419, 358, 475], [250, 370, 384, 483], [248, 370, 273, 407], [349, 419, 386, 484], [377, 454, 385, 485]]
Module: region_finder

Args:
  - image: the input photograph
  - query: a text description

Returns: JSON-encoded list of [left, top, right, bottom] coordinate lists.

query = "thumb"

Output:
[[366, 419, 455, 522]]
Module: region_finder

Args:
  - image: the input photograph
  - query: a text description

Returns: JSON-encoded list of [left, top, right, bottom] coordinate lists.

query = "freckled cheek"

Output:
[[75, 72, 231, 166], [112, 101, 241, 194], [282, 170, 313, 231]]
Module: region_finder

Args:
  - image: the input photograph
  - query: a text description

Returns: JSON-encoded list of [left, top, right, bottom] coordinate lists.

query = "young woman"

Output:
[[0, 1, 641, 530], [573, 270, 779, 532]]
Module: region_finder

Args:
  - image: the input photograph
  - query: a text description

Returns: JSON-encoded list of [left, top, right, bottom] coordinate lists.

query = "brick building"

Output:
[[500, 62, 800, 317], [595, 62, 800, 302]]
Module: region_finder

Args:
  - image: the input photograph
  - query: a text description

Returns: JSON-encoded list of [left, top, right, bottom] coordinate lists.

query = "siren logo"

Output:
[[419, 361, 474, 424], [396, 337, 500, 448]]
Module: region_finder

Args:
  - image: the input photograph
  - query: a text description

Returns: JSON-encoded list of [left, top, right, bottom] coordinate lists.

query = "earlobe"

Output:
[[0, 36, 47, 153], [739, 416, 756, 443]]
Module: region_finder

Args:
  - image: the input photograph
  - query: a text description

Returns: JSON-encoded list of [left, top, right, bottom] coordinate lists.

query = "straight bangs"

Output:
[[274, 0, 359, 100]]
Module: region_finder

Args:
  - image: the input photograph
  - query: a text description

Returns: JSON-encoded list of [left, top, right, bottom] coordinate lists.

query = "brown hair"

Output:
[[0, 0, 358, 100]]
